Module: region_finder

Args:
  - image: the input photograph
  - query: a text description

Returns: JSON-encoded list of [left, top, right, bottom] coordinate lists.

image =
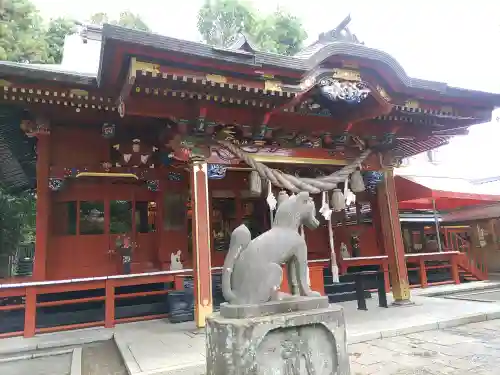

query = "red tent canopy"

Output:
[[395, 175, 500, 211]]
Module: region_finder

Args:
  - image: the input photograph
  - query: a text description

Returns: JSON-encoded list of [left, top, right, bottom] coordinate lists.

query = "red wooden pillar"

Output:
[[190, 158, 213, 328], [419, 258, 428, 288], [33, 134, 51, 280], [24, 287, 36, 337], [377, 167, 411, 304], [105, 279, 115, 328], [451, 255, 460, 284]]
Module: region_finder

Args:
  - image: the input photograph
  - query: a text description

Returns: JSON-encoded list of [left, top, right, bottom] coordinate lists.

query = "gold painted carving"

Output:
[[404, 99, 420, 109], [440, 105, 453, 114], [332, 68, 361, 82], [300, 77, 315, 90], [206, 74, 227, 84], [264, 80, 282, 92], [376, 85, 391, 102], [0, 80, 12, 87], [70, 89, 89, 97], [133, 58, 160, 75]]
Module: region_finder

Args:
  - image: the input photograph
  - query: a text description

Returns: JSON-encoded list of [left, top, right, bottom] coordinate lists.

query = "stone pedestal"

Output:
[[206, 298, 350, 375]]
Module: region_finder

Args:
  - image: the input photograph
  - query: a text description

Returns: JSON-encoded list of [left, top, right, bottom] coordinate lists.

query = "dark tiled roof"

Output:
[[0, 61, 97, 87], [100, 24, 307, 71], [0, 107, 36, 193], [227, 34, 258, 53]]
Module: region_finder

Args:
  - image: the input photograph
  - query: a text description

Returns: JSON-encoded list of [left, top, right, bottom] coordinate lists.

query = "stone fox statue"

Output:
[[222, 191, 321, 305]]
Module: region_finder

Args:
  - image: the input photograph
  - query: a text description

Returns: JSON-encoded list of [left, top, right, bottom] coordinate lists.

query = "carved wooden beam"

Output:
[[116, 58, 161, 118]]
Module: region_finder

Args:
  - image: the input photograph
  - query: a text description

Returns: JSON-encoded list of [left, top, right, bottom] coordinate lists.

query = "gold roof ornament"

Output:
[[69, 89, 89, 97], [376, 85, 391, 102], [0, 80, 12, 87], [440, 105, 454, 114], [264, 80, 282, 92], [134, 59, 160, 75], [206, 74, 227, 84], [404, 99, 420, 109], [332, 68, 361, 82]]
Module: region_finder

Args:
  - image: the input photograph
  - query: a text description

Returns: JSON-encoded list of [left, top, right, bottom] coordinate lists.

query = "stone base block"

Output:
[[219, 296, 329, 319], [206, 304, 350, 375]]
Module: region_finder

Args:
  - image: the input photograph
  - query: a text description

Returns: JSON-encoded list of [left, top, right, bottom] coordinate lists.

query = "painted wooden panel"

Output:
[[51, 126, 109, 168]]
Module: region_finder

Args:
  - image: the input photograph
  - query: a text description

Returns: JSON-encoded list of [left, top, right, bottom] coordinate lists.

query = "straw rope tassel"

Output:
[[326, 191, 339, 283]]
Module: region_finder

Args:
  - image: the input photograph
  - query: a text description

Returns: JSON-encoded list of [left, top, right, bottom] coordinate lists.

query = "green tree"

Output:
[[0, 190, 36, 256], [45, 17, 77, 64], [0, 0, 49, 63], [197, 0, 256, 48], [197, 0, 307, 55], [0, 0, 76, 64], [116, 11, 150, 32], [88, 11, 151, 32], [89, 12, 109, 25], [255, 10, 308, 56]]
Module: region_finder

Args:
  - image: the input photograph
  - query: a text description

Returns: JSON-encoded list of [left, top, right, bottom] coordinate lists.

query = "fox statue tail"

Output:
[[222, 224, 251, 304]]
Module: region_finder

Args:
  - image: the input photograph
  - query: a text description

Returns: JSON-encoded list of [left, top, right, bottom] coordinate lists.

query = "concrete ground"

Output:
[[0, 351, 72, 375], [113, 281, 500, 374], [0, 341, 126, 375], [1, 281, 500, 375], [350, 319, 500, 375]]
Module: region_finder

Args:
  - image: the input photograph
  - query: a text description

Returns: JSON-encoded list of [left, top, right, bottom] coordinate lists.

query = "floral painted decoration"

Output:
[[207, 164, 227, 179], [102, 123, 116, 139], [48, 178, 64, 192], [147, 180, 160, 192], [363, 171, 384, 194], [168, 172, 182, 182]]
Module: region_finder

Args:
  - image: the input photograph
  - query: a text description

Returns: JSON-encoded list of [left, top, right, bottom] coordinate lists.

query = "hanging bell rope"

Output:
[[328, 220, 340, 283], [350, 167, 365, 193], [331, 187, 346, 212], [218, 140, 370, 194]]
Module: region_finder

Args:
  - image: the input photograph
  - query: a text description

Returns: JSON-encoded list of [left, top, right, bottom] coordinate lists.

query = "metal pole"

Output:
[[432, 198, 442, 252]]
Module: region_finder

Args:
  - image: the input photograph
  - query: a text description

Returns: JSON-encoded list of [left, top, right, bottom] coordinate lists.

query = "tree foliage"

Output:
[[197, 0, 307, 55], [45, 17, 77, 64], [89, 11, 151, 32], [0, 190, 36, 256], [0, 0, 48, 63], [255, 10, 308, 56], [197, 0, 256, 48], [0, 0, 75, 63]]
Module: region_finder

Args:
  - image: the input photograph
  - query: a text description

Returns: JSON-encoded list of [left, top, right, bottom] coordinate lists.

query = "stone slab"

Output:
[[219, 295, 329, 319], [206, 305, 350, 375]]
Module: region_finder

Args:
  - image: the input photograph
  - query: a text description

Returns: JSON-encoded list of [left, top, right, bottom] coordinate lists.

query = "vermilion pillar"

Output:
[[190, 158, 213, 327], [377, 167, 411, 304], [33, 134, 51, 280]]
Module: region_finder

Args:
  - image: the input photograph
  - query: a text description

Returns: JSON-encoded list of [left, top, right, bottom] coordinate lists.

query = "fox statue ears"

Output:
[[297, 191, 310, 203]]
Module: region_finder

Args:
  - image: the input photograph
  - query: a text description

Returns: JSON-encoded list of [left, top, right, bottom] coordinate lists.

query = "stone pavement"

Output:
[[0, 351, 72, 375], [349, 319, 500, 374], [113, 283, 500, 374], [1, 281, 500, 375]]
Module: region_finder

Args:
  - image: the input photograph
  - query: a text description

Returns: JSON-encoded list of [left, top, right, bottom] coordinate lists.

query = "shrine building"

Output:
[[0, 21, 499, 338]]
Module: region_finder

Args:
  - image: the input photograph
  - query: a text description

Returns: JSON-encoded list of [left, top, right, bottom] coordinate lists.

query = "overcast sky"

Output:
[[32, 0, 500, 177]]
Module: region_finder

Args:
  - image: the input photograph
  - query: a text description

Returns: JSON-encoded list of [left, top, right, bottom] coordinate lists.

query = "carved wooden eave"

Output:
[[1, 82, 116, 113], [98, 24, 500, 112]]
